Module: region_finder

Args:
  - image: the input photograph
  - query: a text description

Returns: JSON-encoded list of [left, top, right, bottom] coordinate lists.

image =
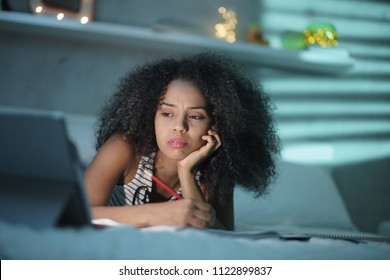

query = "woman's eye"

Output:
[[161, 112, 173, 117], [189, 115, 205, 120]]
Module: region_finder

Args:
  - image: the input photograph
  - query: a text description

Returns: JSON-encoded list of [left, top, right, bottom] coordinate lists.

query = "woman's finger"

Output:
[[209, 130, 222, 148]]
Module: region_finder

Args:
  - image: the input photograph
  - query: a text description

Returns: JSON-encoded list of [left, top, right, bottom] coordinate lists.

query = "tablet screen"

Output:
[[0, 108, 92, 229]]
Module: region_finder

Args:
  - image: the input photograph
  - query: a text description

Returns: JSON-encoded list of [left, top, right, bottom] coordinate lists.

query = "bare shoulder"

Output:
[[103, 134, 135, 153], [97, 134, 136, 162], [85, 134, 140, 186]]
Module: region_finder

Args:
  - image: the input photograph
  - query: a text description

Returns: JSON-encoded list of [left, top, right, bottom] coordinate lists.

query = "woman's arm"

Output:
[[177, 129, 234, 230], [84, 135, 216, 228], [90, 199, 216, 228], [84, 134, 137, 206], [177, 168, 234, 230], [177, 129, 221, 199], [84, 134, 148, 226]]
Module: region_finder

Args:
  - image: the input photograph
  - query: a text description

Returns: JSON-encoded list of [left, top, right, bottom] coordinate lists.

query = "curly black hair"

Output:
[[96, 52, 280, 204]]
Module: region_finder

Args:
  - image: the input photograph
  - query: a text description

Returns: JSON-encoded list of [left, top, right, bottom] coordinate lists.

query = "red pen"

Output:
[[143, 169, 183, 200]]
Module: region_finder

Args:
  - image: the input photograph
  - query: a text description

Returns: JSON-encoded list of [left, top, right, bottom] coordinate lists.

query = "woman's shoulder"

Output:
[[100, 134, 135, 155], [94, 134, 140, 176]]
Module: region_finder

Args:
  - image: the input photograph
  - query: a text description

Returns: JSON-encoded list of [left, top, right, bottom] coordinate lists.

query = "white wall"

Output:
[[0, 0, 259, 115]]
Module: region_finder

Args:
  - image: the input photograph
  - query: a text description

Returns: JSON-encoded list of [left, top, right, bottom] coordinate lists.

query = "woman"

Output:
[[84, 53, 279, 230]]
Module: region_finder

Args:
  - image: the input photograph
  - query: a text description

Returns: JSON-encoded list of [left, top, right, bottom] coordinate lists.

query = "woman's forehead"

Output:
[[162, 80, 207, 106]]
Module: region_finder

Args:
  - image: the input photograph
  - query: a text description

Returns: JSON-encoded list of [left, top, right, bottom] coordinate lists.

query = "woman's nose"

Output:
[[172, 117, 188, 133]]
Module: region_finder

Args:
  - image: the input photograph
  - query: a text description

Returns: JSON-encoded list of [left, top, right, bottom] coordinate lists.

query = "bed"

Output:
[[0, 108, 389, 260]]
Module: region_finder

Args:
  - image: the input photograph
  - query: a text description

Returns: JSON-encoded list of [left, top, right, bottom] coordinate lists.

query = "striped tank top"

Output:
[[108, 153, 201, 206]]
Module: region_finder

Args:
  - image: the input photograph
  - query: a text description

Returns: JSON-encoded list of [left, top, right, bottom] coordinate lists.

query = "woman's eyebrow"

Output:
[[161, 102, 175, 107], [161, 102, 207, 110]]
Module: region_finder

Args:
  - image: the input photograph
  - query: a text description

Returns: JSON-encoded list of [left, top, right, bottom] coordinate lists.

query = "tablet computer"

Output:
[[0, 107, 92, 229]]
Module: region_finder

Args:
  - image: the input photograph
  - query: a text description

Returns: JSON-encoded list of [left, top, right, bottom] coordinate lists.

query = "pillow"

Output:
[[234, 161, 357, 232]]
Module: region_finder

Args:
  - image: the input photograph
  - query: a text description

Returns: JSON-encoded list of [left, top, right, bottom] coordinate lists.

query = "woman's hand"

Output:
[[148, 198, 216, 228], [91, 198, 216, 228], [178, 129, 222, 173], [173, 129, 221, 226]]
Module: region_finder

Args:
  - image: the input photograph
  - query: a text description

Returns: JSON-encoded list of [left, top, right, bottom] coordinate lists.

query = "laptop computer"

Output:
[[0, 107, 92, 229]]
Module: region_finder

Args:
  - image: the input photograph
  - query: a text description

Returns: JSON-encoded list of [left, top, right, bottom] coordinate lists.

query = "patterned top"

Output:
[[108, 153, 200, 206]]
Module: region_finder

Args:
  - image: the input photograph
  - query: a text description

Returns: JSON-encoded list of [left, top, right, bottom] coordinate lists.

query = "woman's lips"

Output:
[[167, 138, 188, 148]]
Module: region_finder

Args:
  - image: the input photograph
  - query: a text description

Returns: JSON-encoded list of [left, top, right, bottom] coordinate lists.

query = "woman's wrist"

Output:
[[176, 160, 195, 174], [178, 168, 206, 201], [177, 165, 193, 181], [141, 203, 164, 227], [177, 167, 197, 191]]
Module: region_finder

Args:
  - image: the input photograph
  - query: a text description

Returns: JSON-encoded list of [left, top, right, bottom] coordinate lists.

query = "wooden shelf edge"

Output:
[[0, 11, 356, 74]]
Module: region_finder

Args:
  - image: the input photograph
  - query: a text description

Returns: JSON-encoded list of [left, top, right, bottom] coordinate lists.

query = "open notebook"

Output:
[[0, 107, 91, 229]]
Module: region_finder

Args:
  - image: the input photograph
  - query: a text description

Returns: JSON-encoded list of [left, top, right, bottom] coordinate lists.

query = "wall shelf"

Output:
[[0, 11, 356, 75]]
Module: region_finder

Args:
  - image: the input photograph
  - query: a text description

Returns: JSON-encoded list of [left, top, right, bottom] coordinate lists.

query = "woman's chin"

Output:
[[158, 148, 189, 162]]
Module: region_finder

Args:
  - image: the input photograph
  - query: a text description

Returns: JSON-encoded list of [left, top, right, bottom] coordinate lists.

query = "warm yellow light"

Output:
[[215, 7, 237, 43], [227, 31, 235, 36], [218, 7, 227, 14], [80, 16, 89, 24], [227, 22, 236, 29], [35, 6, 43, 13], [227, 35, 236, 43], [57, 13, 64, 20], [215, 23, 224, 31], [223, 13, 231, 20], [325, 31, 334, 40], [215, 28, 227, 38], [303, 24, 338, 47]]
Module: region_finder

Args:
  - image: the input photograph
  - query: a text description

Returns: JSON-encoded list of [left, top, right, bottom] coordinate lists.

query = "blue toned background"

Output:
[[1, 0, 389, 234]]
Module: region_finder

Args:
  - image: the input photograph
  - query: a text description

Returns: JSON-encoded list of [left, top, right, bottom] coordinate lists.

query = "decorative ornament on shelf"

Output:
[[303, 22, 338, 48], [247, 24, 269, 46], [214, 6, 237, 43], [29, 0, 94, 24], [281, 31, 306, 50], [281, 22, 339, 50]]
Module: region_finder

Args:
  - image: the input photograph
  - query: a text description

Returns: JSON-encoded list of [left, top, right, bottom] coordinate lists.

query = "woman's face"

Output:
[[154, 80, 212, 161]]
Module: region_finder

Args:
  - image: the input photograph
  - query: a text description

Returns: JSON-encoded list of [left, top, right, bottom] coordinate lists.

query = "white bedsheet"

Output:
[[0, 222, 389, 260]]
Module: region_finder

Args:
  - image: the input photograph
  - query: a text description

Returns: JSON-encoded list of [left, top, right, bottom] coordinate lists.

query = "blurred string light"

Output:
[[56, 12, 64, 21], [214, 6, 237, 43], [80, 16, 89, 24], [35, 6, 43, 13], [30, 0, 94, 25]]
